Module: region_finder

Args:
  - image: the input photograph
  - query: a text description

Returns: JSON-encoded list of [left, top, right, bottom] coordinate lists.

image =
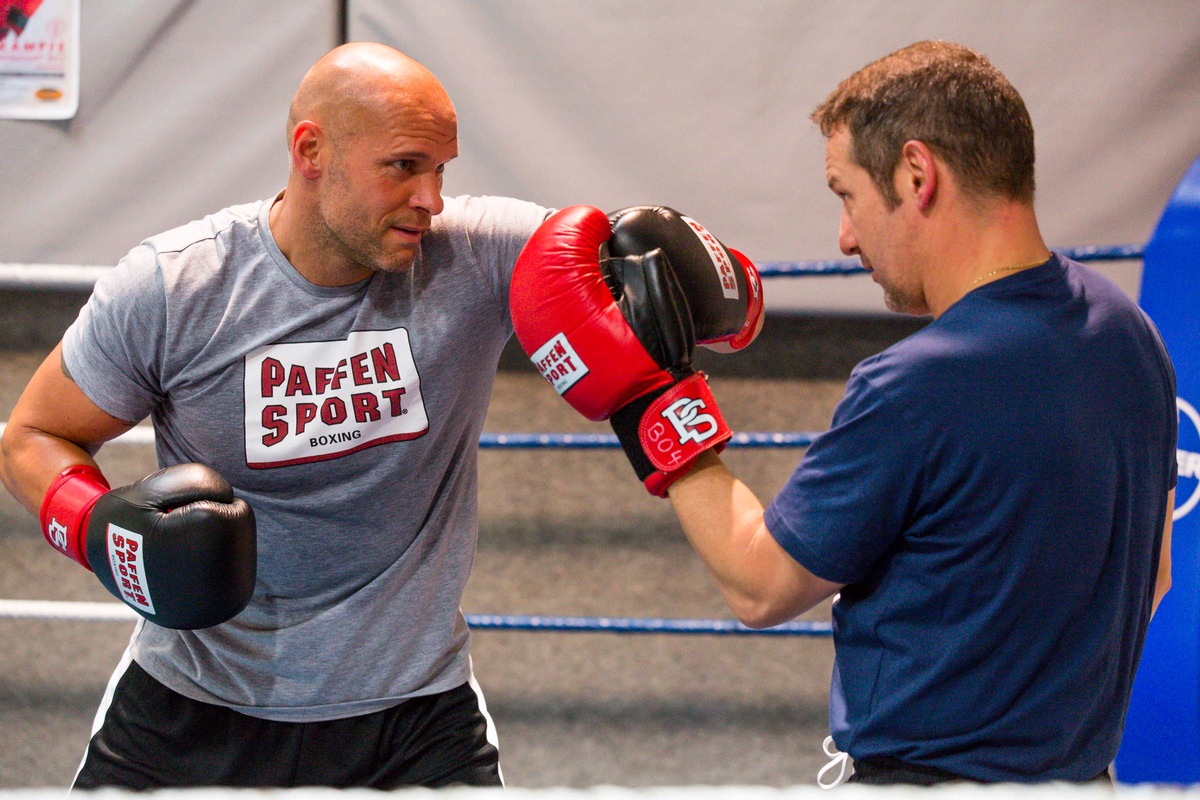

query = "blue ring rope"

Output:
[[0, 601, 831, 636], [465, 613, 832, 637], [757, 243, 1144, 278], [0, 244, 1143, 289]]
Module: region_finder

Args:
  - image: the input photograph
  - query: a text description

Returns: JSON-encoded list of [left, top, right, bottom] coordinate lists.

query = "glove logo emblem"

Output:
[[660, 397, 719, 445], [682, 216, 739, 300], [105, 524, 156, 615], [46, 518, 68, 554], [531, 333, 589, 396]]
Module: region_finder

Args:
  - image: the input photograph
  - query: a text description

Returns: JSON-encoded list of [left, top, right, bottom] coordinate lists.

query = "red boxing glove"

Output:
[[39, 462, 257, 629], [610, 370, 733, 496], [511, 205, 673, 422], [511, 205, 755, 495]]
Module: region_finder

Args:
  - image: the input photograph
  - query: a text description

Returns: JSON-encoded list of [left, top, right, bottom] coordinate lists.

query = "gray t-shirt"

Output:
[[63, 193, 551, 721]]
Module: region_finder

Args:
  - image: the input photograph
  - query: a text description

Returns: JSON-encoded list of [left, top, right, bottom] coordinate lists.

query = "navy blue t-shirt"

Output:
[[764, 255, 1177, 781]]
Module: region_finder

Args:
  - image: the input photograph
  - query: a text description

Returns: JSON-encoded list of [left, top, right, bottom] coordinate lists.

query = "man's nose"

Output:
[[411, 171, 445, 216], [838, 212, 859, 256]]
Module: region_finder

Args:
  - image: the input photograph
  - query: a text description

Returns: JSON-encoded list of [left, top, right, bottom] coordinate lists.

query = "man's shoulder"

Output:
[[142, 199, 266, 259], [95, 200, 274, 303], [849, 322, 945, 384], [434, 194, 552, 231]]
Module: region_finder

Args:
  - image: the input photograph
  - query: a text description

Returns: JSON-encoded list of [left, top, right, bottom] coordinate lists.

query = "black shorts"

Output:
[[73, 658, 502, 790]]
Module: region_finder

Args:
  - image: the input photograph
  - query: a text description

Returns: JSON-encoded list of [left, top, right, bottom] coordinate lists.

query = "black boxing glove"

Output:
[[40, 463, 257, 629], [606, 205, 764, 353], [605, 246, 734, 495]]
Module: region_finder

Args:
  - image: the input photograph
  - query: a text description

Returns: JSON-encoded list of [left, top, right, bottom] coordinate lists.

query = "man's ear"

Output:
[[899, 139, 938, 212], [290, 120, 324, 181]]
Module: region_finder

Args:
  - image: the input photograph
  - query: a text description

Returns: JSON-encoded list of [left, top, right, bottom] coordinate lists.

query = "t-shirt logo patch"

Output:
[[243, 329, 429, 468]]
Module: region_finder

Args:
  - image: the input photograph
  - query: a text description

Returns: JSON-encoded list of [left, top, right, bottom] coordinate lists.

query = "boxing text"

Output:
[[243, 329, 429, 468], [531, 333, 589, 395], [105, 524, 156, 614], [682, 216, 739, 300]]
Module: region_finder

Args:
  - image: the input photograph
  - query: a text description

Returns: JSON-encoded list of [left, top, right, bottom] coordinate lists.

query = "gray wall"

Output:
[[4, 1, 1200, 313]]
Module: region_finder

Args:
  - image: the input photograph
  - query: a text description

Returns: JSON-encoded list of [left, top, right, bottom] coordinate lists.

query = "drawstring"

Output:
[[818, 735, 850, 789]]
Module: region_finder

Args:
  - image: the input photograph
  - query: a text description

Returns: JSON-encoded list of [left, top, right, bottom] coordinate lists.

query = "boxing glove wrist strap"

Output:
[[39, 464, 110, 570], [611, 372, 732, 497]]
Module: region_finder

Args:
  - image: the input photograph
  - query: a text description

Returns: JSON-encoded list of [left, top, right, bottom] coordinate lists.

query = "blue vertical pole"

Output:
[[1118, 153, 1200, 783]]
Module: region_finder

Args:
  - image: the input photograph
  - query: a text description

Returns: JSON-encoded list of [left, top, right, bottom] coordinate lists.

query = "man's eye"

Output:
[[394, 160, 414, 172]]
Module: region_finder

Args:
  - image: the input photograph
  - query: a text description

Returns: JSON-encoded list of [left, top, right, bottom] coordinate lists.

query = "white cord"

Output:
[[817, 735, 850, 789]]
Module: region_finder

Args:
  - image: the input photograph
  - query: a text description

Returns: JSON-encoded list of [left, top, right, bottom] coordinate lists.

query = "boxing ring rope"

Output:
[[0, 422, 817, 451], [755, 243, 1144, 278], [0, 599, 832, 636], [0, 243, 1145, 636]]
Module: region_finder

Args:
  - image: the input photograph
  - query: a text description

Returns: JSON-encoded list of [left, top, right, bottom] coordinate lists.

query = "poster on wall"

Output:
[[0, 0, 80, 120]]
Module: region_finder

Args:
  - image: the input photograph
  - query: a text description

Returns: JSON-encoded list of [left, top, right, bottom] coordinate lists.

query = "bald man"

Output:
[[0, 43, 553, 789]]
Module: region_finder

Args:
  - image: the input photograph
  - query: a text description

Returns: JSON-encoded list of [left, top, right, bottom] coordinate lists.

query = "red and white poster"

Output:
[[0, 0, 79, 120]]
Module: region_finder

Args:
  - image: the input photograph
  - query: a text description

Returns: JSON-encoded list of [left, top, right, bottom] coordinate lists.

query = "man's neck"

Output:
[[925, 200, 1049, 317], [267, 188, 370, 287]]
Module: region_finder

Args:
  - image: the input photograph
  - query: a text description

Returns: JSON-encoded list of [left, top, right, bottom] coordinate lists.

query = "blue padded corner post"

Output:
[[1118, 152, 1200, 784]]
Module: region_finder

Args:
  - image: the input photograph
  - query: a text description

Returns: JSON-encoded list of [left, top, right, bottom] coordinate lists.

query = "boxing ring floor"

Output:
[[0, 312, 932, 789]]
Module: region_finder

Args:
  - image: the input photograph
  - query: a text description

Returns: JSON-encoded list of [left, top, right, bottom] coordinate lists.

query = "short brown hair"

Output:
[[812, 40, 1036, 209]]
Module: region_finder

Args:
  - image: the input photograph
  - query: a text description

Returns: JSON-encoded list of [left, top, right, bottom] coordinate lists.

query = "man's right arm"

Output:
[[0, 342, 135, 516], [668, 452, 843, 629], [1, 342, 258, 630]]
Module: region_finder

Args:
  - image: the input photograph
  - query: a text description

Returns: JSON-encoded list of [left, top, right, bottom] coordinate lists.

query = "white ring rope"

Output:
[[0, 263, 112, 291], [0, 599, 137, 622]]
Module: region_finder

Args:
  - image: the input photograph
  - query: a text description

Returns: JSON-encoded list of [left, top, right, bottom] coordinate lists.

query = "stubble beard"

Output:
[[876, 271, 925, 317], [317, 203, 418, 277], [318, 161, 419, 277]]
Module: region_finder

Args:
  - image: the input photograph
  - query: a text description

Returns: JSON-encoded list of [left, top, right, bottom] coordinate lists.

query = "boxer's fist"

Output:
[[511, 205, 672, 423], [605, 247, 734, 495], [510, 205, 742, 495], [40, 463, 257, 629], [607, 205, 764, 353]]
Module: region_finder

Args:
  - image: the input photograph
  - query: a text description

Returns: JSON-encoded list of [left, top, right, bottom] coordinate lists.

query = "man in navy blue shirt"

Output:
[[665, 40, 1176, 785]]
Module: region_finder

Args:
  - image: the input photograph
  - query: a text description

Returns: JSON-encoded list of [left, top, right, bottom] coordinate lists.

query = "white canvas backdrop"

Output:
[[350, 0, 1200, 313], [2, 1, 1199, 314]]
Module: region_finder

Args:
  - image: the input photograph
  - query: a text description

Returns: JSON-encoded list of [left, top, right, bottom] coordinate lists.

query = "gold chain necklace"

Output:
[[969, 258, 1049, 288]]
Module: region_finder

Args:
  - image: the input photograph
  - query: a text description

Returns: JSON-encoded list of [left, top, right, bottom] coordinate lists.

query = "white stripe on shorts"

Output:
[[466, 655, 504, 787], [70, 619, 143, 793]]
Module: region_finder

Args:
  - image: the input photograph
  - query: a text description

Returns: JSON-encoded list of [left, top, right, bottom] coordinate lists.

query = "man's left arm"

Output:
[[1154, 488, 1174, 616]]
